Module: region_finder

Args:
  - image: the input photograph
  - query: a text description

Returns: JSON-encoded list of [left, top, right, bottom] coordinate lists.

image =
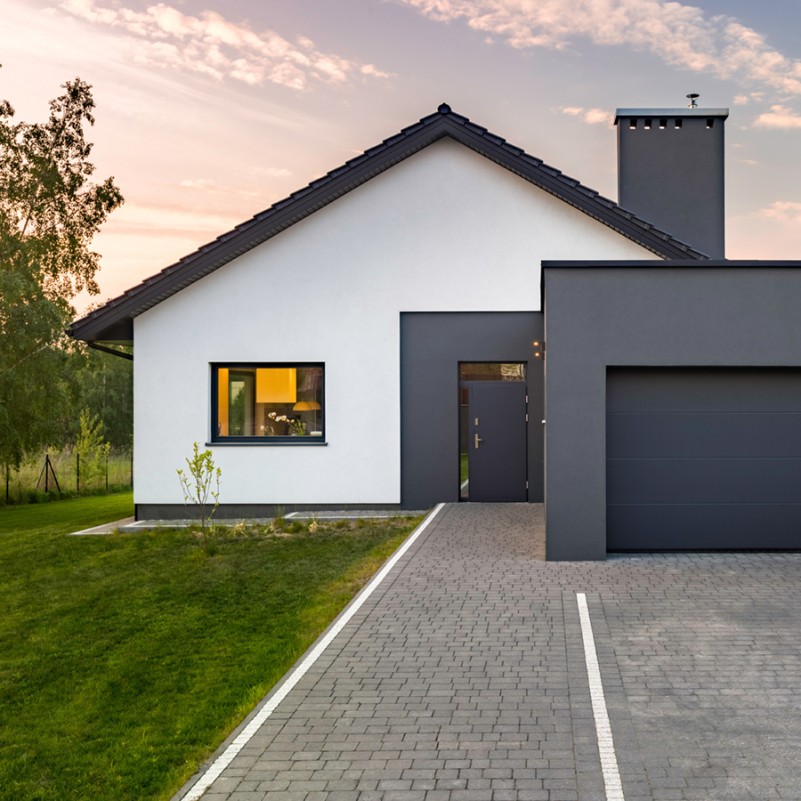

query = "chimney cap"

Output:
[[614, 108, 729, 125]]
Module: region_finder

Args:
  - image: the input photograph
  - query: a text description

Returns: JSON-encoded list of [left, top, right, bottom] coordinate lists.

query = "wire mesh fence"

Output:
[[2, 449, 133, 505]]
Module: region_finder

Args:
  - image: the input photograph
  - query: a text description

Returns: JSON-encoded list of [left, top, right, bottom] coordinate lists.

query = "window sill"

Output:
[[206, 440, 328, 447]]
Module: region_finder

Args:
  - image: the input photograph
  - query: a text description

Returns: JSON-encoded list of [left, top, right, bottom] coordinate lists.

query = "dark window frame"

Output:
[[210, 362, 326, 445]]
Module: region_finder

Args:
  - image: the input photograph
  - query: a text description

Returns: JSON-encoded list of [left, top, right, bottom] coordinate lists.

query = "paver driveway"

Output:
[[177, 503, 801, 801]]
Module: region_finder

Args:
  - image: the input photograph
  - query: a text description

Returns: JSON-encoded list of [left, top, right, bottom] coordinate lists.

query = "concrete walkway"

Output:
[[175, 503, 801, 801], [68, 516, 135, 536]]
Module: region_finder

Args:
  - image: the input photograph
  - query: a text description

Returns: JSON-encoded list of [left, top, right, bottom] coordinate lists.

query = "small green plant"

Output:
[[75, 409, 111, 491], [177, 442, 221, 537]]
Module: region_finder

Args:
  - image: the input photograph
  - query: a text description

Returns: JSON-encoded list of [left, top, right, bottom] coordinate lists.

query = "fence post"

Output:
[[47, 454, 61, 494], [76, 452, 80, 493], [105, 453, 109, 493], [45, 453, 49, 494], [5, 464, 8, 504]]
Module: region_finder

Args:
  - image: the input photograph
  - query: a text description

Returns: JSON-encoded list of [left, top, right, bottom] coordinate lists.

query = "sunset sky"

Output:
[[3, 0, 801, 311]]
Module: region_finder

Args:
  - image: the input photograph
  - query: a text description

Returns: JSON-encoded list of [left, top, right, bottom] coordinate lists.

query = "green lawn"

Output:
[[0, 493, 419, 801]]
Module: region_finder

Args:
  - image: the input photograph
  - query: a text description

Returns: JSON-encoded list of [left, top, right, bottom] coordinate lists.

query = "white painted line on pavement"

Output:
[[181, 503, 447, 800], [576, 592, 625, 801]]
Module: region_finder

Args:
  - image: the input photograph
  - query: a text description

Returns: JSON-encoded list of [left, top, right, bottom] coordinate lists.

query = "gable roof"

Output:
[[69, 103, 708, 343]]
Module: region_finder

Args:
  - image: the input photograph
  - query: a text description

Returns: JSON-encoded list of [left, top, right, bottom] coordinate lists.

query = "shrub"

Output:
[[75, 409, 111, 491], [176, 442, 222, 540]]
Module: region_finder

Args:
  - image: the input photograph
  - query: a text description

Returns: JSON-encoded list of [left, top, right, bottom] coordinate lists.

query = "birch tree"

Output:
[[0, 77, 123, 469]]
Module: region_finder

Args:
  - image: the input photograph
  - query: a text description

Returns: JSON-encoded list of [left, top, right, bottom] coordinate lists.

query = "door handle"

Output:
[[474, 433, 483, 449]]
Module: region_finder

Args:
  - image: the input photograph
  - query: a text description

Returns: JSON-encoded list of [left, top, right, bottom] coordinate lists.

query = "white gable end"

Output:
[[134, 138, 656, 506]]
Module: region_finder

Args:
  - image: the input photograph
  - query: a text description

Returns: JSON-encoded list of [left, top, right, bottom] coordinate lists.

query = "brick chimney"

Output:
[[615, 105, 728, 258]]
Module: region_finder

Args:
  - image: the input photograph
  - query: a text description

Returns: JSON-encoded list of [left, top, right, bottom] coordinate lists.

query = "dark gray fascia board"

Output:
[[69, 104, 707, 344], [614, 108, 729, 124], [542, 260, 801, 268]]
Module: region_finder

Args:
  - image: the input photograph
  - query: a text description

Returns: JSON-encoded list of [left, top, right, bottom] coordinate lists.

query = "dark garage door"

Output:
[[607, 368, 801, 550]]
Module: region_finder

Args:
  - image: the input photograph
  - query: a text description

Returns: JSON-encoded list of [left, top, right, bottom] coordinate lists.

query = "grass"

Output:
[[0, 493, 420, 801]]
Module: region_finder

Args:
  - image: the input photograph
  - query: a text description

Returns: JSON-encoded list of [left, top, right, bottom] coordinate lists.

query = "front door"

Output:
[[464, 381, 528, 501]]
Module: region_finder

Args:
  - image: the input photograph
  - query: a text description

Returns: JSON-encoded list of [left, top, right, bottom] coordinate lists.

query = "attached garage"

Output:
[[607, 367, 801, 550]]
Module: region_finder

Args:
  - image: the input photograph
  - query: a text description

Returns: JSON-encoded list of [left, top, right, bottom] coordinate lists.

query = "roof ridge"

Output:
[[70, 104, 707, 341]]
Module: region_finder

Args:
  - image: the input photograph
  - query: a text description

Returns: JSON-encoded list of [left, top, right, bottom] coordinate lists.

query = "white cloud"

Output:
[[262, 167, 293, 178], [753, 104, 801, 129], [559, 106, 613, 125], [361, 63, 394, 79], [583, 107, 613, 125], [106, 201, 245, 234], [180, 171, 291, 193], [180, 178, 219, 189], [759, 201, 801, 223], [59, 0, 390, 90], [397, 0, 801, 96]]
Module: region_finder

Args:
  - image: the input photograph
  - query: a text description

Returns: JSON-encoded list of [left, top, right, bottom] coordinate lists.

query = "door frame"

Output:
[[459, 365, 529, 502]]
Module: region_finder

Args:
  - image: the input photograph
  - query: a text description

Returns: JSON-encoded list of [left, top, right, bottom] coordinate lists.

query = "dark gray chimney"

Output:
[[615, 106, 728, 258]]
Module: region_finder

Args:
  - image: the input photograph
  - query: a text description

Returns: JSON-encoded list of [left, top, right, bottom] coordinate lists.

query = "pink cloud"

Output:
[[753, 105, 801, 129], [759, 201, 801, 223], [59, 0, 391, 90], [397, 0, 801, 96], [559, 106, 613, 125]]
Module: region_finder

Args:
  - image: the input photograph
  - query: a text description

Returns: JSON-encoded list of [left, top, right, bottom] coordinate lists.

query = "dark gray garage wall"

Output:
[[543, 262, 801, 561], [401, 312, 544, 509]]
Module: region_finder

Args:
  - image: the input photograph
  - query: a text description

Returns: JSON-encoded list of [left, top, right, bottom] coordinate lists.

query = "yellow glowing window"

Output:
[[213, 364, 324, 440]]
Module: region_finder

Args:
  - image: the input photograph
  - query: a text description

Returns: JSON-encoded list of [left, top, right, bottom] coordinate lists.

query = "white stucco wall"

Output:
[[134, 139, 656, 506]]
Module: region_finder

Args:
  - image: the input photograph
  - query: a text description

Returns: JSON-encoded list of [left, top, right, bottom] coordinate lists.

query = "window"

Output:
[[212, 364, 324, 442]]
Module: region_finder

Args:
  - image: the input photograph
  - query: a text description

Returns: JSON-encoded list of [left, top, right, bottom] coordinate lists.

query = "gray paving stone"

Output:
[[174, 504, 801, 801]]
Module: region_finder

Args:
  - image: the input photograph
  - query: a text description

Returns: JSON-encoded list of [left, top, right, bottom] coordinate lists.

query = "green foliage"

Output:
[[176, 442, 222, 533], [0, 269, 72, 467], [0, 77, 123, 472], [72, 345, 133, 449], [0, 78, 123, 299], [0, 494, 417, 801], [75, 408, 110, 490]]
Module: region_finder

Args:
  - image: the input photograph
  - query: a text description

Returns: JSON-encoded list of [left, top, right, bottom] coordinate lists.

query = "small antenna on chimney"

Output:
[[686, 93, 700, 108]]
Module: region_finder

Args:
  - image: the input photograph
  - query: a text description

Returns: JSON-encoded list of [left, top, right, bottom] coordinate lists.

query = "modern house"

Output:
[[70, 103, 801, 559]]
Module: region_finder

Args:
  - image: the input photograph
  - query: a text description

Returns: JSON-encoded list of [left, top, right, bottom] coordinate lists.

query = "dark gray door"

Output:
[[607, 368, 801, 549], [467, 382, 527, 502]]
